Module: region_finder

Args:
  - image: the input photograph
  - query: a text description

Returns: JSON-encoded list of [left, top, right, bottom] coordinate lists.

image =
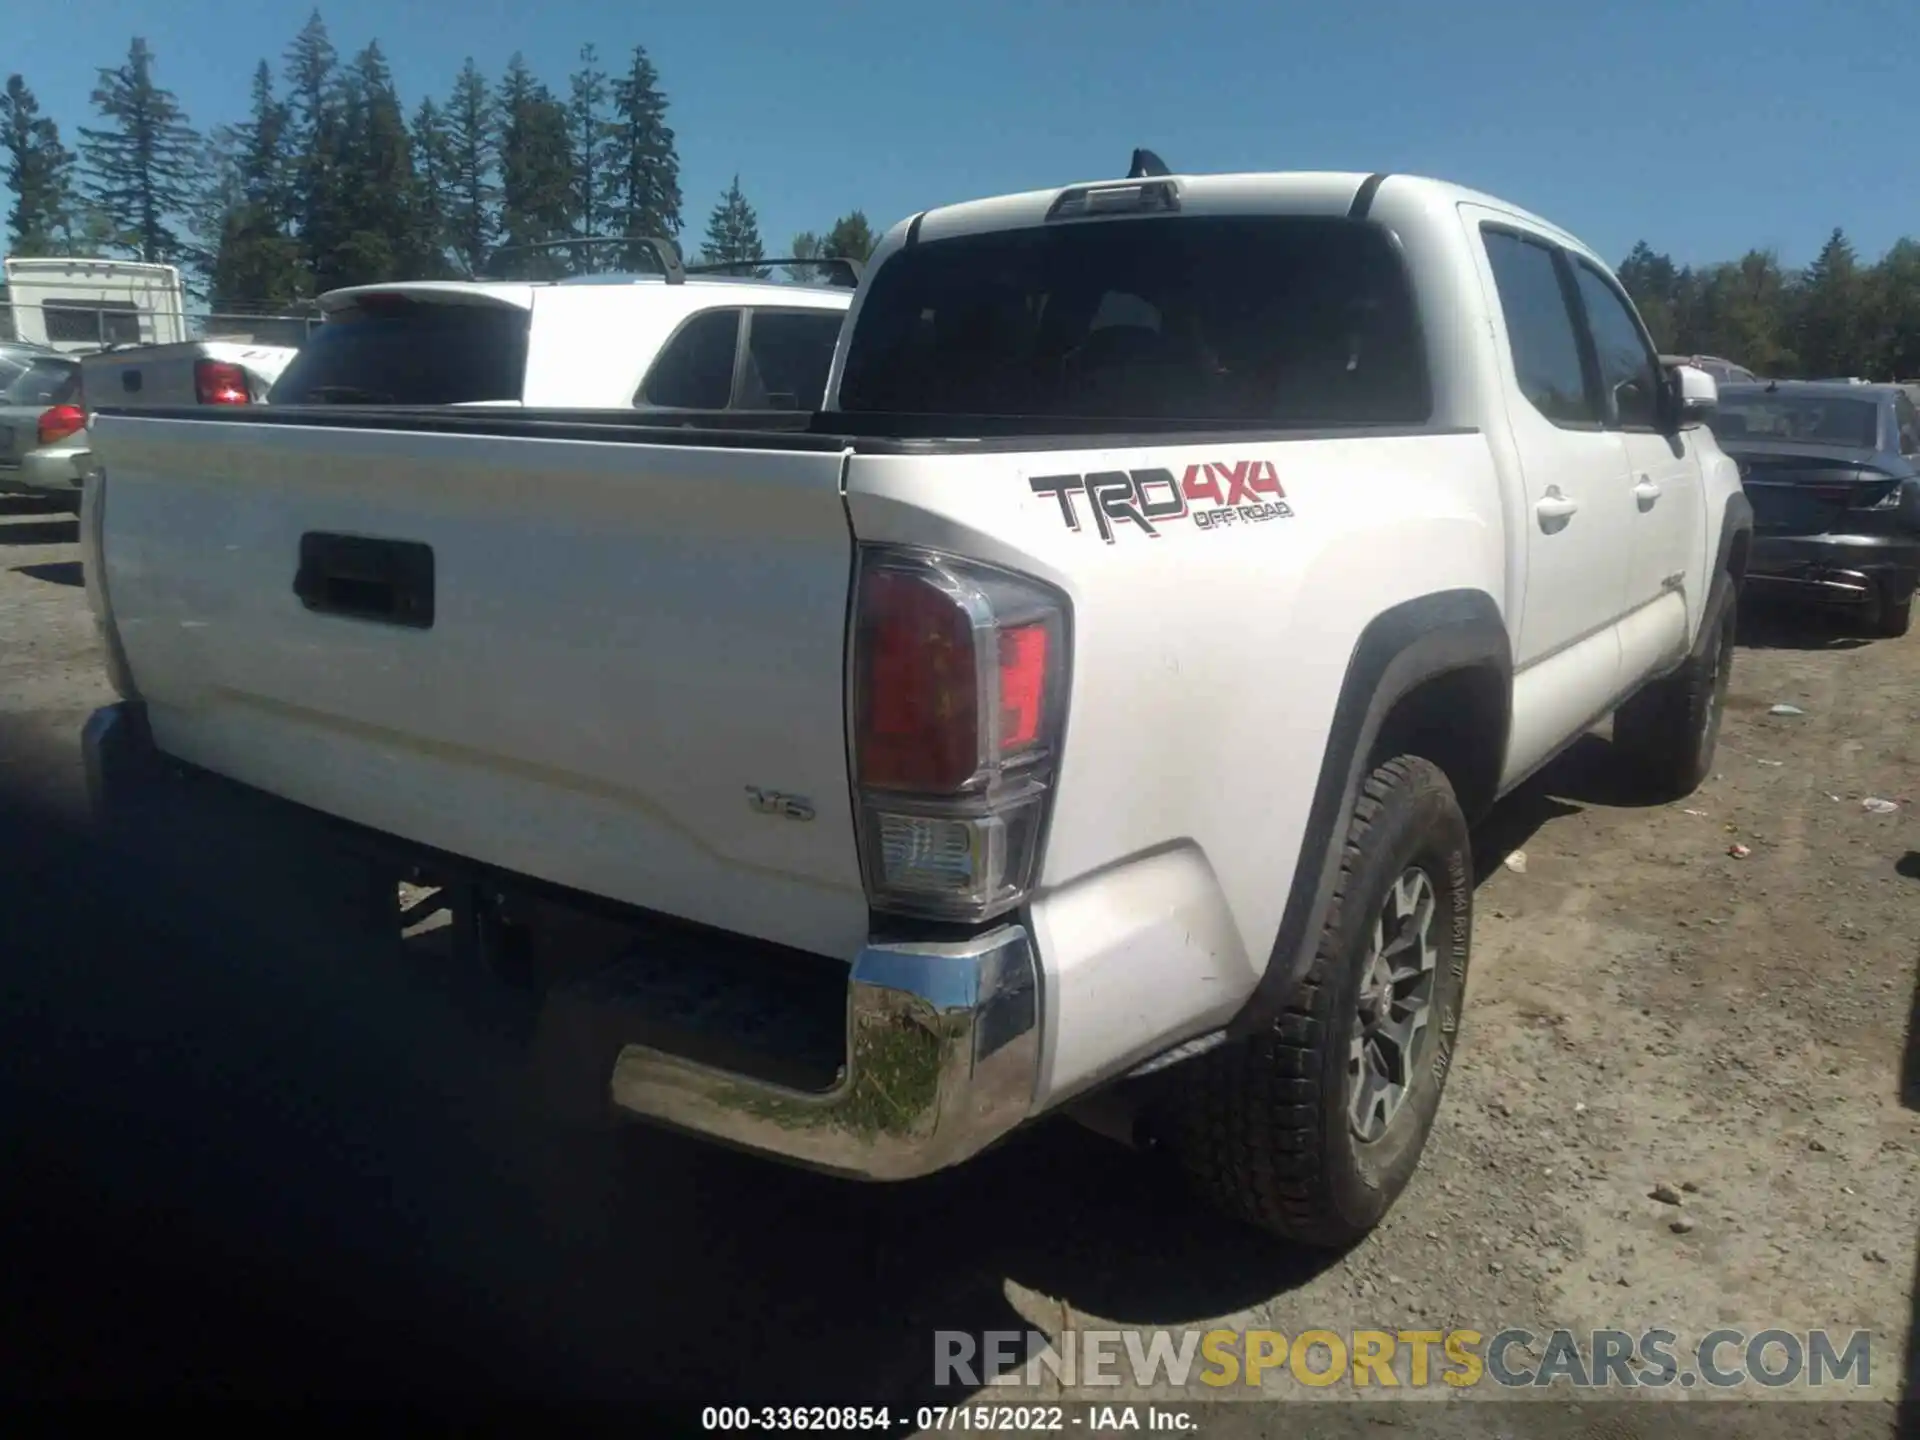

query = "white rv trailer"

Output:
[[1, 256, 189, 354]]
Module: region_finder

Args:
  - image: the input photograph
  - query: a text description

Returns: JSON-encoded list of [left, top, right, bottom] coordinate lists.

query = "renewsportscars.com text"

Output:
[[935, 1327, 1874, 1391]]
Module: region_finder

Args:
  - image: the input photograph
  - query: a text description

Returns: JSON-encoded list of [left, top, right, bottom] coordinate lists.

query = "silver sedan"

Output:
[[0, 342, 88, 513]]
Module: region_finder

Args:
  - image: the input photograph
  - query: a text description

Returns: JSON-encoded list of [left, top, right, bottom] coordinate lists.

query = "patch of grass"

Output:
[[717, 1011, 959, 1140]]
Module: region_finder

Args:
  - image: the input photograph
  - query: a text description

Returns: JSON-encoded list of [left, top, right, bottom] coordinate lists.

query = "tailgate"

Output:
[[92, 414, 867, 959]]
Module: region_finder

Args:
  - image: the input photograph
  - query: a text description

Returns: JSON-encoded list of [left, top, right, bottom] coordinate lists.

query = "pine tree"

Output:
[[445, 58, 496, 275], [1690, 251, 1795, 375], [207, 61, 303, 311], [2, 74, 75, 256], [193, 128, 246, 299], [567, 43, 612, 245], [333, 42, 414, 287], [282, 10, 350, 292], [1865, 239, 1920, 380], [822, 210, 877, 262], [1796, 229, 1863, 378], [785, 229, 823, 283], [78, 38, 201, 265], [408, 97, 455, 278], [496, 54, 573, 275], [700, 175, 765, 273], [608, 44, 680, 272]]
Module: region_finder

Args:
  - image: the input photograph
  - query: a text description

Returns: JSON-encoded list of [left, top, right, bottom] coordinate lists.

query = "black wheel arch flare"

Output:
[[1227, 588, 1511, 1039], [1715, 488, 1755, 594]]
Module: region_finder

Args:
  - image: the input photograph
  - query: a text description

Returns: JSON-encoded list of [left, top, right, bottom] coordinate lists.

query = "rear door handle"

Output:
[[1535, 488, 1579, 522], [1633, 476, 1663, 507]]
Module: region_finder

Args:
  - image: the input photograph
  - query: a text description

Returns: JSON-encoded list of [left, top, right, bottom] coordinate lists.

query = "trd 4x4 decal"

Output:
[[1030, 461, 1294, 543]]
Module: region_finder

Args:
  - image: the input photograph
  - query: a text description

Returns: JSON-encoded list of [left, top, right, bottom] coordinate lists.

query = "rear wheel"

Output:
[[1613, 578, 1735, 799], [1160, 756, 1472, 1249]]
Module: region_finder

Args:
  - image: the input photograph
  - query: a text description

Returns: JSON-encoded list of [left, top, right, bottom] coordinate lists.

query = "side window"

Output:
[[638, 308, 741, 409], [1571, 261, 1661, 430], [1481, 228, 1597, 427], [735, 309, 845, 410], [1895, 393, 1920, 457]]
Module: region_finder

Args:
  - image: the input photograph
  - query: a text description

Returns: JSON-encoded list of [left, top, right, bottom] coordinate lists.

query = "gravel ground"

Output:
[[0, 495, 1913, 1434]]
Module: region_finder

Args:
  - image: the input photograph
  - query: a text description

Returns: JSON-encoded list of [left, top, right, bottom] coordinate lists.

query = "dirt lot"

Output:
[[1, 494, 1913, 1434]]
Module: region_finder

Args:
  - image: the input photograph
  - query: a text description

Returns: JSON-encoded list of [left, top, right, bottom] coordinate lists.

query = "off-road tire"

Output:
[[1161, 755, 1472, 1249], [1861, 584, 1913, 639], [1612, 576, 1736, 799]]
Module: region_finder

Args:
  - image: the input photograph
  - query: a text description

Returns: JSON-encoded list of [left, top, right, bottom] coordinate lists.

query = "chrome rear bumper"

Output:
[[607, 927, 1040, 1180]]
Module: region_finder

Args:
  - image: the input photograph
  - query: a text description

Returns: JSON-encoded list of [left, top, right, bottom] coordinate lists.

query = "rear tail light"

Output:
[[851, 547, 1070, 922], [37, 404, 86, 446], [194, 359, 251, 405], [1849, 475, 1904, 511]]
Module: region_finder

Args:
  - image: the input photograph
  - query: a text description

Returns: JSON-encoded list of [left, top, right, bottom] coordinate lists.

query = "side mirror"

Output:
[[1671, 363, 1718, 426]]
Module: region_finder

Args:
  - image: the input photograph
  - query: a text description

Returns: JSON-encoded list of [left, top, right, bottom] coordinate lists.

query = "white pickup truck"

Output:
[[80, 339, 299, 410], [79, 164, 1751, 1246]]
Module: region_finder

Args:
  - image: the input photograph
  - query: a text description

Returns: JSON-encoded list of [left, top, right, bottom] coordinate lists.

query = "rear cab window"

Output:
[[269, 298, 531, 404], [837, 215, 1431, 424]]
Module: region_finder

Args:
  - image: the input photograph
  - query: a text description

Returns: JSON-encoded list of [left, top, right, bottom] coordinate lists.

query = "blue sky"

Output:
[[7, 0, 1917, 271]]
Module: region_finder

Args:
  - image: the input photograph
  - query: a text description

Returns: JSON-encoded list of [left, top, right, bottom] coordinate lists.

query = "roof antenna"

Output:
[[1128, 148, 1170, 179]]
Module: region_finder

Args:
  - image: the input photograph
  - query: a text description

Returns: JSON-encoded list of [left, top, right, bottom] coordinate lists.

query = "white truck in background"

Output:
[[80, 341, 298, 410], [79, 163, 1752, 1246]]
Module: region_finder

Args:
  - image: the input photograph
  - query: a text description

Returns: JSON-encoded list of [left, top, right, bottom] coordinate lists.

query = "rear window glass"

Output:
[[0, 354, 80, 406], [269, 300, 530, 405], [838, 215, 1430, 424], [737, 309, 843, 410], [1709, 394, 1881, 450]]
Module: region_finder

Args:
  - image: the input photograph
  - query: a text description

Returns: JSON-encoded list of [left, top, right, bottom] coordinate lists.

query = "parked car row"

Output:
[[2, 235, 862, 511], [0, 336, 300, 511]]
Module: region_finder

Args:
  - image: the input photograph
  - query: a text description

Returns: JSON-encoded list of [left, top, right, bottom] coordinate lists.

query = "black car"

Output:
[[1707, 381, 1920, 636]]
